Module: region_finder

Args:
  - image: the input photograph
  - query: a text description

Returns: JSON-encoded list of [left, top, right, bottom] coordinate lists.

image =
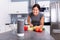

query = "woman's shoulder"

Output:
[[28, 12, 33, 17], [29, 12, 32, 15], [39, 13, 44, 17]]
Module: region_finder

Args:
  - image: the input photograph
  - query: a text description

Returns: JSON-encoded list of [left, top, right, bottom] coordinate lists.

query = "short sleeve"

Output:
[[40, 13, 44, 19], [41, 14, 44, 17], [28, 12, 32, 17]]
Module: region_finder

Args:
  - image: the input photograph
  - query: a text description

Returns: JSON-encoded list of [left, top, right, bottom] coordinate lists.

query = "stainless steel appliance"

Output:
[[17, 18, 24, 37], [50, 1, 60, 40]]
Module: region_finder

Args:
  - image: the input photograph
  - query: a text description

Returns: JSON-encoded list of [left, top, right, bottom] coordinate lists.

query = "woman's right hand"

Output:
[[30, 24, 33, 27]]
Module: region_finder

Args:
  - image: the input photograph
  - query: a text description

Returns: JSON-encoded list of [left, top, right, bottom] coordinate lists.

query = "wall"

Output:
[[0, 0, 11, 33]]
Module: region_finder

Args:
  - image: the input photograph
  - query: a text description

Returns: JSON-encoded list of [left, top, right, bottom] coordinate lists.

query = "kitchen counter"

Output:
[[0, 30, 55, 40]]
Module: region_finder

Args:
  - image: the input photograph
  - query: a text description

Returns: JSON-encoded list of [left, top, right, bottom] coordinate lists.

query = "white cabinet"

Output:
[[8, 1, 28, 14]]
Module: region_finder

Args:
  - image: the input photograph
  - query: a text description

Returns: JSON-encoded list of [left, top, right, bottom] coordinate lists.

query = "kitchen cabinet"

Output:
[[9, 1, 28, 14], [11, 0, 28, 2]]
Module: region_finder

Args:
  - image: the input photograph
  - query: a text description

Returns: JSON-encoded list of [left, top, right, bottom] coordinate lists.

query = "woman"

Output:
[[27, 4, 44, 29]]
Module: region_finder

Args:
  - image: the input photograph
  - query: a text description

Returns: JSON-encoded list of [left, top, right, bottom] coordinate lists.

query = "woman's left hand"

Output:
[[34, 26, 40, 29], [34, 25, 43, 29]]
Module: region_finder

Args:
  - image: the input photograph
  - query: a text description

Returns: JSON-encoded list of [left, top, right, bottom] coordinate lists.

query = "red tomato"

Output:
[[35, 27, 43, 32], [24, 26, 28, 31], [39, 29, 43, 32], [35, 28, 40, 32]]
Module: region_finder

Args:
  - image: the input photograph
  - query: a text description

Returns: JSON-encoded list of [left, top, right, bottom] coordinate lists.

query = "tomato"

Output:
[[35, 28, 40, 32], [24, 26, 28, 31], [39, 28, 43, 32], [35, 27, 43, 32]]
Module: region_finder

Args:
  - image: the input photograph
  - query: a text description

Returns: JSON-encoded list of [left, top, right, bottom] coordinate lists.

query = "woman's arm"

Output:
[[39, 16, 44, 28], [27, 16, 33, 27]]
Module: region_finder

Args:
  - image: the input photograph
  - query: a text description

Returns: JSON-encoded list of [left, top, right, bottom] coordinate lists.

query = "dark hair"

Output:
[[32, 4, 40, 11]]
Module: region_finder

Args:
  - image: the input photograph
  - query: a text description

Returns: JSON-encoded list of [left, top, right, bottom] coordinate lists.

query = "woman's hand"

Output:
[[30, 24, 33, 27], [27, 16, 33, 27], [34, 26, 40, 29], [34, 26, 43, 29]]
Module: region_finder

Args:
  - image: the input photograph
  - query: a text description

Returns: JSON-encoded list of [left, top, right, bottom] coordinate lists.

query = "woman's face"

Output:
[[32, 7, 40, 16]]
